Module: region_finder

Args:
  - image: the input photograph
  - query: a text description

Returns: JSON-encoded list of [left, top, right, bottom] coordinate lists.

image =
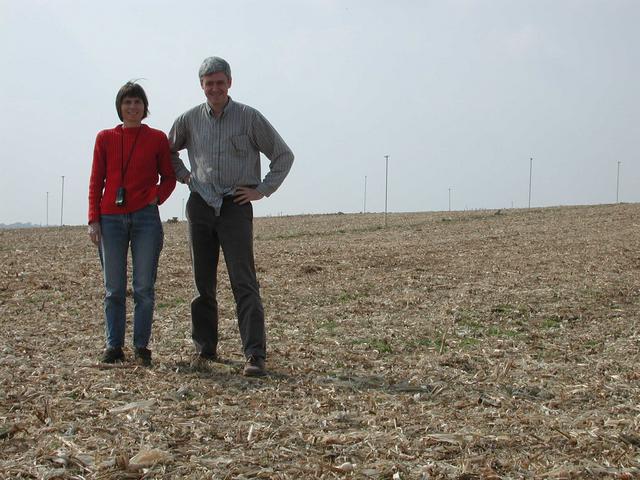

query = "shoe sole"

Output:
[[101, 357, 125, 364]]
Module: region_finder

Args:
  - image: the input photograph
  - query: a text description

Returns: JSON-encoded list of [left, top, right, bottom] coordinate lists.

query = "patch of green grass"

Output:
[[503, 330, 523, 338], [157, 297, 188, 309], [336, 291, 369, 302], [459, 337, 480, 348], [337, 292, 355, 302], [455, 309, 481, 328], [459, 319, 482, 330], [416, 337, 434, 347], [257, 223, 390, 241], [352, 337, 393, 354], [491, 304, 518, 315], [433, 335, 448, 353], [486, 326, 504, 336], [456, 310, 525, 340], [320, 319, 338, 334], [491, 304, 532, 322], [579, 287, 604, 299], [406, 337, 435, 351], [484, 325, 524, 339], [541, 317, 561, 329], [370, 338, 392, 353]]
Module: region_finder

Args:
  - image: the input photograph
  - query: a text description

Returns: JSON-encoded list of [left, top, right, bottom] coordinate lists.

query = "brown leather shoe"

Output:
[[243, 355, 266, 377]]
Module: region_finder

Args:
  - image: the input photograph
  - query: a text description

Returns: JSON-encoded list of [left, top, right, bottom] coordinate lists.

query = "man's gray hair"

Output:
[[199, 56, 231, 80]]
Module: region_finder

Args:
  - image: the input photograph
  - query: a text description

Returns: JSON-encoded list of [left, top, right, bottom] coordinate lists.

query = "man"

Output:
[[169, 56, 294, 376]]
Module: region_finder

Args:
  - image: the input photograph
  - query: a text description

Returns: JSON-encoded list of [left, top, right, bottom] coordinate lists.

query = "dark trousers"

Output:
[[186, 192, 266, 359]]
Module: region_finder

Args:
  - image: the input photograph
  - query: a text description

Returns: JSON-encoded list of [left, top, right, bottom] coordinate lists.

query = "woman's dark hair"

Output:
[[115, 81, 149, 121]]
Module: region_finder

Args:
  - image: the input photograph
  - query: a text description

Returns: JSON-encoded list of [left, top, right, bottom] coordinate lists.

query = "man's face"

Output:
[[201, 72, 231, 109]]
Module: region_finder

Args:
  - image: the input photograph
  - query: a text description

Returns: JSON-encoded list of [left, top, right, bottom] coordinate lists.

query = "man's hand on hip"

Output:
[[234, 187, 264, 205]]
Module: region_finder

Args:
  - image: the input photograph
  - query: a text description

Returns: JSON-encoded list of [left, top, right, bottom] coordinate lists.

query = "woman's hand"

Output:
[[88, 222, 101, 246]]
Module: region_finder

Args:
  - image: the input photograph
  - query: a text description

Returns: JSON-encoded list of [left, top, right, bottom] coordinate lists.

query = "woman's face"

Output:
[[120, 96, 145, 124]]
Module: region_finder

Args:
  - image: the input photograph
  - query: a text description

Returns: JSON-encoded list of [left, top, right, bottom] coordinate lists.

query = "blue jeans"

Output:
[[99, 204, 163, 349]]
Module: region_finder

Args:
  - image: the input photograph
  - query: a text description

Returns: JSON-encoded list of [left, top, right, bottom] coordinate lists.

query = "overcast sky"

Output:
[[1, 0, 638, 225]]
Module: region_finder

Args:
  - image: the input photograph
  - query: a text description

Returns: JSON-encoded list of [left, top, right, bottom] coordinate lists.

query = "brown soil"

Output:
[[1, 204, 639, 479]]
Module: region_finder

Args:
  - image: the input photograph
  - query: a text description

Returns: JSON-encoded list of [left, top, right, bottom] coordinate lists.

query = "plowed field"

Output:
[[1, 204, 639, 479]]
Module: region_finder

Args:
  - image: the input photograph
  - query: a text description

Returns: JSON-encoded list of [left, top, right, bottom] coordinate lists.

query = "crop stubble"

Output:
[[0, 204, 639, 478]]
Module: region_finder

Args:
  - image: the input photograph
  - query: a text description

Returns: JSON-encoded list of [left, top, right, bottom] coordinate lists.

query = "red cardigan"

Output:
[[88, 124, 176, 224]]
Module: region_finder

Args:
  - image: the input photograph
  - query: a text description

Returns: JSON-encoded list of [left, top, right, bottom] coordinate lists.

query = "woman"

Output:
[[88, 81, 176, 366]]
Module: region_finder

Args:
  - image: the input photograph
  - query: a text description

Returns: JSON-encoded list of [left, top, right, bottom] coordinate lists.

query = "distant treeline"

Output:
[[0, 223, 40, 230]]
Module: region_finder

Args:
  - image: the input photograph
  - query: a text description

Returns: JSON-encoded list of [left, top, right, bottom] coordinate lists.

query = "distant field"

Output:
[[1, 204, 639, 479]]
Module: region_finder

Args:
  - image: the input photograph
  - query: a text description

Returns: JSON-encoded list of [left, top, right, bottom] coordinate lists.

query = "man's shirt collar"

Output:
[[205, 96, 234, 117]]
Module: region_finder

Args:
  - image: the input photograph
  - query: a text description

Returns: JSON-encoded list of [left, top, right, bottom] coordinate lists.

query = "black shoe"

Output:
[[135, 347, 152, 367], [243, 355, 266, 377], [101, 347, 124, 364], [190, 352, 217, 370]]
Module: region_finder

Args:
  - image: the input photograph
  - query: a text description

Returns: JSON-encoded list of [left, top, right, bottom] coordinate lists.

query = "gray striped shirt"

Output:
[[169, 98, 294, 214]]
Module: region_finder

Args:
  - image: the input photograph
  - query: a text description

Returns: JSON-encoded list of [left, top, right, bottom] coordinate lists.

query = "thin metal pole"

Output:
[[616, 161, 621, 203], [46, 192, 49, 226], [182, 198, 185, 220], [448, 187, 452, 212], [384, 155, 389, 226], [60, 176, 65, 226], [528, 157, 532, 208], [363, 176, 367, 213]]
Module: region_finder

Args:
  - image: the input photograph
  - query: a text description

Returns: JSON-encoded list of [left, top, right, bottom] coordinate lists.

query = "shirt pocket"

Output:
[[230, 134, 252, 155]]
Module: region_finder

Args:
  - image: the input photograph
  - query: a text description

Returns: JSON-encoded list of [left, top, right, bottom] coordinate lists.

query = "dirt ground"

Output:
[[1, 203, 639, 479]]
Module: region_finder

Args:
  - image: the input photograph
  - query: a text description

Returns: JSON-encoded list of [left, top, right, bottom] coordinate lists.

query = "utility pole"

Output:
[[182, 198, 185, 220], [528, 157, 532, 209], [384, 155, 389, 227], [46, 192, 49, 226], [616, 161, 621, 203], [60, 176, 65, 226], [363, 176, 367, 213], [448, 187, 452, 212]]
